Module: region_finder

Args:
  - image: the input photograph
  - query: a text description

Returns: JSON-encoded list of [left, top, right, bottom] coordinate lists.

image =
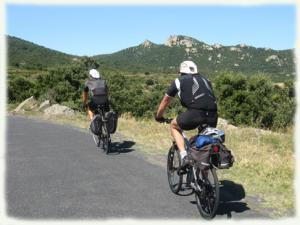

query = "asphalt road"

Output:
[[6, 116, 268, 219]]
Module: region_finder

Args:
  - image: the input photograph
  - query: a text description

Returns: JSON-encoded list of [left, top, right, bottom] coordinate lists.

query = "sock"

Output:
[[180, 150, 187, 160]]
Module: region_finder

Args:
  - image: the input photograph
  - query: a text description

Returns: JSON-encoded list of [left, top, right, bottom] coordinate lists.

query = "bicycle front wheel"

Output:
[[194, 168, 220, 219], [167, 145, 183, 194]]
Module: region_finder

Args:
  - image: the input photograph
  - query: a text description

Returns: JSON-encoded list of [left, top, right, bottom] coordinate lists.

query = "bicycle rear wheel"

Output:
[[102, 124, 111, 155], [194, 168, 220, 219], [167, 145, 183, 194]]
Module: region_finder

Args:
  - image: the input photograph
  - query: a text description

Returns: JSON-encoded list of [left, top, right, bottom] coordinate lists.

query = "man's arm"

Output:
[[83, 81, 89, 107], [83, 91, 88, 105], [156, 95, 172, 118], [155, 79, 178, 119]]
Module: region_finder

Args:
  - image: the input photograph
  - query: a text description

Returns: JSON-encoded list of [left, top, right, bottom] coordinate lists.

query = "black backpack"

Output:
[[177, 74, 217, 110]]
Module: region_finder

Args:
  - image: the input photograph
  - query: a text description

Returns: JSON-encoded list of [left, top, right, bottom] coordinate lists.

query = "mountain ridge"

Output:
[[7, 35, 295, 81], [93, 35, 295, 81]]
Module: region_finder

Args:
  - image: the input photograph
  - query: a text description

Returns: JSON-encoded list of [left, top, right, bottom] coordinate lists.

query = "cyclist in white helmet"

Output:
[[155, 60, 218, 169], [82, 68, 110, 120]]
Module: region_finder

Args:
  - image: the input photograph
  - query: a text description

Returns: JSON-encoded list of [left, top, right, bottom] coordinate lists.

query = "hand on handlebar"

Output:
[[155, 116, 166, 123], [154, 114, 173, 124]]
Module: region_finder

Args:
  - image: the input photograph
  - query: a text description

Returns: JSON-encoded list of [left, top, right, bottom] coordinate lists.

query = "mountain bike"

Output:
[[163, 118, 220, 219], [91, 105, 111, 155]]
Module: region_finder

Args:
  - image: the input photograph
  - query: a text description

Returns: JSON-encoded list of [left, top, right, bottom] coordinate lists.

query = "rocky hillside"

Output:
[[94, 35, 296, 81], [7, 35, 296, 82]]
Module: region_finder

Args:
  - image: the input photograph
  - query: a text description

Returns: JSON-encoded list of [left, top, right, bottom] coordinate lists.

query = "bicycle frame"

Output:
[[92, 105, 111, 154], [169, 131, 218, 197]]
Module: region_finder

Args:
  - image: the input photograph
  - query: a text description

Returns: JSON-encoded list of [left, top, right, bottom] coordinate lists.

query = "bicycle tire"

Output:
[[194, 168, 220, 219], [103, 123, 111, 155], [92, 134, 99, 147], [167, 145, 183, 194]]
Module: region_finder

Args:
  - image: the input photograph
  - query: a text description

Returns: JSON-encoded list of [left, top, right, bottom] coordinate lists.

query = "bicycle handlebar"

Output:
[[156, 117, 173, 124], [163, 118, 173, 124]]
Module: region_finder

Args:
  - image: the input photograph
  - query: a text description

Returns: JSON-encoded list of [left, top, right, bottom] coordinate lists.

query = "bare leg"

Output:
[[170, 118, 185, 153], [87, 108, 94, 121]]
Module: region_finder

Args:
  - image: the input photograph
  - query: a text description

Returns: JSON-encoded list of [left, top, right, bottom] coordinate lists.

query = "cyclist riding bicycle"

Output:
[[82, 68, 110, 121], [155, 60, 218, 168]]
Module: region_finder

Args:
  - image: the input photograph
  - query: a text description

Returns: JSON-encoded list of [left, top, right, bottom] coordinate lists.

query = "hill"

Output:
[[94, 35, 296, 81], [7, 36, 78, 69]]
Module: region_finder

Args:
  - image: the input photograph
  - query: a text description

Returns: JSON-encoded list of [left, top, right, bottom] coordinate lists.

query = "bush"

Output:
[[214, 73, 295, 129], [8, 75, 38, 102], [146, 79, 154, 86]]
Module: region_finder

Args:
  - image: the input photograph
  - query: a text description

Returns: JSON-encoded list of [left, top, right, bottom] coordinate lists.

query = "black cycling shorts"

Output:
[[88, 97, 110, 113], [176, 109, 218, 130]]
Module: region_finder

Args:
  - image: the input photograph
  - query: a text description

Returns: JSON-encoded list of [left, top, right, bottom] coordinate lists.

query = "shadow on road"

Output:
[[216, 180, 250, 218], [110, 141, 136, 154]]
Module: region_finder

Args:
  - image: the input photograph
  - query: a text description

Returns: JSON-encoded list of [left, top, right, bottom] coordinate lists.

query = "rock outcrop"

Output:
[[13, 96, 38, 113], [217, 118, 237, 130], [202, 44, 214, 51], [44, 104, 75, 116], [38, 100, 51, 111], [230, 47, 242, 52], [239, 44, 248, 48], [141, 40, 155, 48], [212, 43, 222, 49], [165, 35, 198, 48], [265, 55, 283, 66]]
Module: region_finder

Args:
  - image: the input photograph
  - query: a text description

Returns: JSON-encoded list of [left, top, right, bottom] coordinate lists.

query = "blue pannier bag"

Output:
[[195, 135, 219, 149]]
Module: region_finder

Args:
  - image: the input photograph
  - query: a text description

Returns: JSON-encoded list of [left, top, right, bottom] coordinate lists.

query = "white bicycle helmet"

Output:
[[201, 127, 225, 143], [179, 60, 198, 74], [89, 69, 100, 79]]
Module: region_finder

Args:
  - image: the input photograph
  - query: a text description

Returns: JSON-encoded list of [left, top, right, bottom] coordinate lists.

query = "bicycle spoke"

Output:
[[195, 168, 220, 219], [167, 146, 183, 194], [207, 195, 213, 214]]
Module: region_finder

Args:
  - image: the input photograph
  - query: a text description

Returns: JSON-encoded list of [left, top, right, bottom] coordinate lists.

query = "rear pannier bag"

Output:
[[190, 145, 211, 169], [218, 144, 235, 169], [105, 111, 118, 134], [189, 144, 234, 169], [90, 114, 102, 135]]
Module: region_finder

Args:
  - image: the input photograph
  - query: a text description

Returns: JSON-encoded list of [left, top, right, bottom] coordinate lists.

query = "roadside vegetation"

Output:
[[8, 57, 295, 130]]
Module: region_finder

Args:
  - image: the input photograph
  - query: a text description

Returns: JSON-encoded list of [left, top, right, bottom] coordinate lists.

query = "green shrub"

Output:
[[214, 73, 295, 129], [8, 75, 38, 102]]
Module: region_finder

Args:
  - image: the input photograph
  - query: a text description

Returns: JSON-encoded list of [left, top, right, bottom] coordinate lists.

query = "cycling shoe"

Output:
[[178, 154, 193, 175]]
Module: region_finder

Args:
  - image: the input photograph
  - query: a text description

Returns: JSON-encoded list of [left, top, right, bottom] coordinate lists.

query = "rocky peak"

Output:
[[165, 35, 199, 48], [212, 43, 222, 49], [239, 43, 248, 48], [141, 40, 154, 48]]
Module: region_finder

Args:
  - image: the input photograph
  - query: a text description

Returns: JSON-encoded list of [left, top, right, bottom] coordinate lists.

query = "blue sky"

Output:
[[6, 4, 296, 56]]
